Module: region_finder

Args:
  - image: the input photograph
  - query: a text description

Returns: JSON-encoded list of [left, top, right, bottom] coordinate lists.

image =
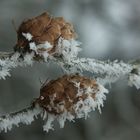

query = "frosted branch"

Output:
[[52, 57, 131, 84], [1, 49, 140, 88], [57, 57, 131, 75], [0, 51, 14, 59], [0, 52, 34, 80], [0, 105, 42, 132]]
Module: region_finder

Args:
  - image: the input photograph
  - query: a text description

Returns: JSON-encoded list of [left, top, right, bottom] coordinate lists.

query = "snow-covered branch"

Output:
[[0, 48, 140, 88], [0, 51, 14, 59], [0, 52, 34, 79], [54, 57, 132, 81], [0, 105, 42, 132]]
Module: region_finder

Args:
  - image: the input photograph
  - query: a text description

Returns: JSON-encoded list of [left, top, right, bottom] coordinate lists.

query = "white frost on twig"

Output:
[[0, 52, 34, 80], [0, 53, 34, 80], [21, 52, 34, 66], [55, 57, 133, 85], [0, 105, 42, 132], [43, 113, 55, 132], [0, 53, 20, 80]]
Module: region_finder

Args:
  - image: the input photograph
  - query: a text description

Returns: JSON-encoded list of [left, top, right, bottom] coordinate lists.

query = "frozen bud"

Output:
[[33, 74, 108, 132], [34, 74, 108, 116], [14, 12, 77, 55]]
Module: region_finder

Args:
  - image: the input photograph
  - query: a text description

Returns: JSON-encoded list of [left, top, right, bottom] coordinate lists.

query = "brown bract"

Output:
[[14, 12, 77, 53], [33, 75, 98, 115]]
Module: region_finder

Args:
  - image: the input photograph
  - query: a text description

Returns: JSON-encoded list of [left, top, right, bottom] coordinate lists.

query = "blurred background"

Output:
[[0, 0, 140, 140]]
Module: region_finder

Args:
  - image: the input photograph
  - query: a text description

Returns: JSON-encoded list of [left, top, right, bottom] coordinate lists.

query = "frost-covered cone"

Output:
[[14, 12, 77, 59], [33, 74, 108, 132]]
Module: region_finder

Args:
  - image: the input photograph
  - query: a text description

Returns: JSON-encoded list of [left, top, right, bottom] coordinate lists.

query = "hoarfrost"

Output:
[[59, 57, 132, 85], [43, 113, 55, 132], [29, 41, 53, 61], [55, 37, 82, 60], [29, 42, 37, 53], [0, 105, 42, 132], [0, 53, 20, 80], [0, 52, 35, 80], [22, 32, 33, 41]]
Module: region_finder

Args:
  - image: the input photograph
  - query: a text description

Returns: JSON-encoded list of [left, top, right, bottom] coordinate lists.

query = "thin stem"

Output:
[[0, 51, 139, 86], [0, 105, 42, 132], [0, 51, 14, 59]]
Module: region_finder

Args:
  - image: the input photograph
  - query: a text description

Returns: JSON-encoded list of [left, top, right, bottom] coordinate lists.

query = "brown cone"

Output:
[[14, 12, 77, 53], [33, 75, 98, 115]]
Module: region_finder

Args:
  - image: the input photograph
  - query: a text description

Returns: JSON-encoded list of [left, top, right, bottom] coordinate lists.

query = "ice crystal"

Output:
[[0, 53, 20, 80], [22, 32, 33, 41], [0, 52, 34, 80], [55, 37, 82, 60]]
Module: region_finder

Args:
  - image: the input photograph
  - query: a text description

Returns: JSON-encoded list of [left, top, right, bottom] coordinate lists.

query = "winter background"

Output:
[[0, 0, 140, 140]]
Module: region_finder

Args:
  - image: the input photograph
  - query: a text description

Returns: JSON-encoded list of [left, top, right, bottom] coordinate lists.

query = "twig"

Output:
[[0, 51, 14, 59], [0, 50, 140, 87], [0, 105, 42, 132]]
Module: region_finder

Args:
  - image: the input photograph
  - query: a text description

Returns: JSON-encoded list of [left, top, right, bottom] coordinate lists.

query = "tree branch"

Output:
[[0, 51, 14, 59], [0, 50, 140, 87], [0, 105, 42, 132]]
